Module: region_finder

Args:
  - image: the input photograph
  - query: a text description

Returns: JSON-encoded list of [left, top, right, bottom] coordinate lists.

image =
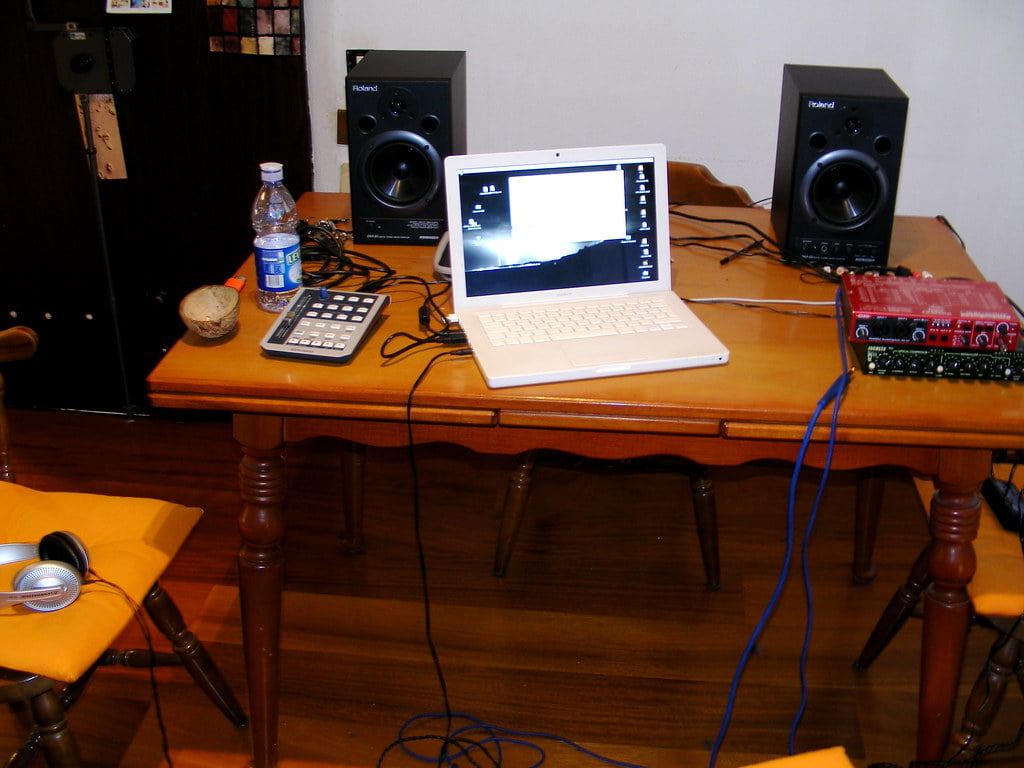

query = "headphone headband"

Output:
[[0, 543, 41, 567]]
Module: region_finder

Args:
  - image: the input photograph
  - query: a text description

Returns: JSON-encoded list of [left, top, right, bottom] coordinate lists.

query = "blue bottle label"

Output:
[[255, 239, 302, 292]]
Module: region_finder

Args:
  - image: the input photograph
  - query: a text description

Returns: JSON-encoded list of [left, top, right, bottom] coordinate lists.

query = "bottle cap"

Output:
[[259, 162, 284, 183]]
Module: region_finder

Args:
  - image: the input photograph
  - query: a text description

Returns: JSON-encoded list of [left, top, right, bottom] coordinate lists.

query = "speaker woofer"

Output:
[[358, 130, 443, 212], [801, 149, 887, 230]]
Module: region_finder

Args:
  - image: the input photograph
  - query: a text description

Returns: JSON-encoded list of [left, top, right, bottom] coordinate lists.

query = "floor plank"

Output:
[[1, 409, 1020, 768]]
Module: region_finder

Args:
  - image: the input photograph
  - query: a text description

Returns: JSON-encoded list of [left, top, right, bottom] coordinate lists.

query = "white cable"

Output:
[[686, 296, 837, 306]]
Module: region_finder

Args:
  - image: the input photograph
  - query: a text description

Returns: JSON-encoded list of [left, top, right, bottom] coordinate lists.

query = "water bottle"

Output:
[[251, 162, 302, 311]]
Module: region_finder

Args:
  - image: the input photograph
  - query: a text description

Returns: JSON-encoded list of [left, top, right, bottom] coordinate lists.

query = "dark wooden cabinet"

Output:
[[2, 1, 312, 413]]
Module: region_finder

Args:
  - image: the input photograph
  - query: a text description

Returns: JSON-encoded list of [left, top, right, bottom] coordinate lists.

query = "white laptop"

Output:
[[444, 143, 729, 388]]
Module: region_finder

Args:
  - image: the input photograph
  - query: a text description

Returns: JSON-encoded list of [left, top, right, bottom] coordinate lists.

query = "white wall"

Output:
[[304, 0, 1024, 304]]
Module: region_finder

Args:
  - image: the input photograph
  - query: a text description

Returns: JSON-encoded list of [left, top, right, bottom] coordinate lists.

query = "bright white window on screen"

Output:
[[508, 169, 627, 246]]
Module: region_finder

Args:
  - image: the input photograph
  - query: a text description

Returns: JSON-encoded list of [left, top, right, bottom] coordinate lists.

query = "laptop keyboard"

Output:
[[478, 295, 688, 346]]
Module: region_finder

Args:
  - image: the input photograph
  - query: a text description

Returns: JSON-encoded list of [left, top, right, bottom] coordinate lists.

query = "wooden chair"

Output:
[[854, 466, 1024, 757], [666, 161, 754, 207], [491, 162, 752, 586], [0, 326, 247, 767]]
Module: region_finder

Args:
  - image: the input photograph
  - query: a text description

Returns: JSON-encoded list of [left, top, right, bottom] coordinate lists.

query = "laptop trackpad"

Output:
[[566, 335, 661, 367]]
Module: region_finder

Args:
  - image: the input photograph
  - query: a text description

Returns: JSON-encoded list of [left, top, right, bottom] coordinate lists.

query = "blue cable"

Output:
[[788, 290, 851, 752], [400, 295, 854, 768], [710, 289, 850, 767], [397, 712, 649, 768]]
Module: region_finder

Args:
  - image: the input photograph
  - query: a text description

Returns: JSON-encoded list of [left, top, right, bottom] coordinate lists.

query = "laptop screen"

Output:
[[452, 155, 661, 298]]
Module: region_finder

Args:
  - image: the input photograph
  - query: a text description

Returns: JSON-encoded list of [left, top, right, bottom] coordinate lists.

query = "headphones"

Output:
[[0, 531, 89, 612]]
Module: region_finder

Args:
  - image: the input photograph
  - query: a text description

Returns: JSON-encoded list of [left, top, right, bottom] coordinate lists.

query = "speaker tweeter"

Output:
[[770, 64, 908, 269]]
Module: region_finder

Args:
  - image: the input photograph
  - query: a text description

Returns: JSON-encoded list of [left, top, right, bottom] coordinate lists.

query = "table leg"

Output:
[[916, 448, 987, 761], [234, 414, 287, 768]]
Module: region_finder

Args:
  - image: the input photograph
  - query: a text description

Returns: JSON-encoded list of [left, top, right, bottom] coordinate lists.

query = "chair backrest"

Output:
[[0, 327, 39, 482], [667, 161, 753, 207]]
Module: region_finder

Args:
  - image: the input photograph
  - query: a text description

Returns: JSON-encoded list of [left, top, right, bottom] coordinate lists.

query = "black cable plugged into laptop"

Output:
[[378, 280, 469, 359], [373, 350, 644, 768], [415, 306, 467, 345]]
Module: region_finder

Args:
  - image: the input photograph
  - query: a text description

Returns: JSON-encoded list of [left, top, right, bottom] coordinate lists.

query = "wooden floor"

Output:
[[0, 409, 1021, 768]]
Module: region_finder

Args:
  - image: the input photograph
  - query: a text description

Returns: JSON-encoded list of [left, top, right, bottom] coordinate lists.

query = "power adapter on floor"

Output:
[[982, 476, 1023, 533]]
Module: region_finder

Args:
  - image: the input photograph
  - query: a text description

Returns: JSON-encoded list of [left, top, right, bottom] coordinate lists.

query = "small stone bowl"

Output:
[[179, 284, 241, 339]]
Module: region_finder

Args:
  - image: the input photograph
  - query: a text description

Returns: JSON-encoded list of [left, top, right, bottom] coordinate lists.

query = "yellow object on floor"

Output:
[[740, 746, 855, 768]]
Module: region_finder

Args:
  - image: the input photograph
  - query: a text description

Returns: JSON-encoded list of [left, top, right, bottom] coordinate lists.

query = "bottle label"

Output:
[[255, 239, 302, 292]]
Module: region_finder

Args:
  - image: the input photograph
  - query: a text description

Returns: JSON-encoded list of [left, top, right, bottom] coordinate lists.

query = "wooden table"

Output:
[[148, 193, 1023, 768]]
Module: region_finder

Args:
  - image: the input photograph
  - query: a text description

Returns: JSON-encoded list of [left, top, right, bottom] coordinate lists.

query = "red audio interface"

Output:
[[841, 274, 1018, 351]]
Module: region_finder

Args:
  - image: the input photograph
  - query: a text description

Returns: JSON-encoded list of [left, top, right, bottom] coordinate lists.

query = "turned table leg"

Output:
[[916, 448, 987, 762], [234, 414, 287, 768]]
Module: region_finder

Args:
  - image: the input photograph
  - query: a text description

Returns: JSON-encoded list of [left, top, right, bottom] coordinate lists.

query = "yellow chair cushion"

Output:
[[969, 496, 1024, 617], [913, 472, 1024, 618], [739, 746, 855, 768], [0, 482, 201, 682]]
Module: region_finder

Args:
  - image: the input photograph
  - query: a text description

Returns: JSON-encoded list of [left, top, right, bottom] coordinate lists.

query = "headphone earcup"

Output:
[[38, 531, 89, 575], [13, 561, 82, 612]]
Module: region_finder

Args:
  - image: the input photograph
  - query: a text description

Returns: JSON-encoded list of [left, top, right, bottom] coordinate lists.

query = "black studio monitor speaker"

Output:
[[346, 50, 467, 245], [771, 64, 907, 269]]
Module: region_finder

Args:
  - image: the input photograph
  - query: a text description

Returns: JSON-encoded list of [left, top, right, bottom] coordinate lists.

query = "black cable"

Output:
[[379, 734, 497, 768], [376, 277, 468, 359], [296, 219, 396, 289], [670, 208, 839, 282], [1008, 295, 1024, 323], [679, 297, 834, 318], [375, 349, 474, 768], [87, 571, 174, 768], [943, 613, 1024, 765], [936, 215, 967, 251], [291, 226, 467, 359]]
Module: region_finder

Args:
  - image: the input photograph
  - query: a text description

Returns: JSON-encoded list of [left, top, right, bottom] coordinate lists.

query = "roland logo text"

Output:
[[352, 84, 378, 92], [808, 99, 836, 109]]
